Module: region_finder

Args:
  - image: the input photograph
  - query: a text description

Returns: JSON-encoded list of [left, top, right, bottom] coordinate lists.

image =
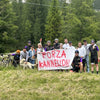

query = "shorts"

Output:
[[91, 56, 98, 64], [82, 59, 86, 67], [80, 58, 86, 67]]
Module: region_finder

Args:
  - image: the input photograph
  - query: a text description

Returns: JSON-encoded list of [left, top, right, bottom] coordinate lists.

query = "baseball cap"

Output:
[[55, 38, 59, 41], [69, 41, 72, 44], [83, 40, 87, 42], [75, 50, 79, 53], [47, 40, 51, 43], [28, 40, 31, 43], [91, 40, 95, 43]]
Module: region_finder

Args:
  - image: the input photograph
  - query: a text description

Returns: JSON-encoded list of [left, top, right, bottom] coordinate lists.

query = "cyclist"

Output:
[[72, 50, 83, 73], [46, 41, 53, 51], [54, 38, 60, 49], [26, 40, 32, 51], [12, 50, 20, 67], [89, 40, 99, 74]]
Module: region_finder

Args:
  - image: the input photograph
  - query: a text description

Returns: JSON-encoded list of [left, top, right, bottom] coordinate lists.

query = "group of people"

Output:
[[11, 38, 99, 74]]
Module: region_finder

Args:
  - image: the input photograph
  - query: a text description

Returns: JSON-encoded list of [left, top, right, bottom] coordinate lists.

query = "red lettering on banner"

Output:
[[50, 60, 55, 67], [57, 60, 61, 67], [39, 59, 71, 68], [42, 52, 46, 58], [58, 60, 62, 67], [62, 59, 66, 66], [47, 52, 51, 58], [54, 59, 58, 67], [56, 50, 61, 58], [43, 61, 47, 67], [65, 59, 70, 67], [52, 50, 55, 58], [61, 50, 66, 58], [47, 60, 50, 67], [39, 61, 43, 68]]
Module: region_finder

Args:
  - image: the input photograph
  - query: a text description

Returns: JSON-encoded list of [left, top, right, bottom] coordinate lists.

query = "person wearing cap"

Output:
[[63, 38, 69, 49], [82, 40, 91, 72], [12, 50, 20, 67], [44, 44, 48, 51], [26, 40, 32, 51], [68, 41, 75, 50], [89, 40, 99, 74], [54, 38, 60, 49], [46, 40, 53, 51], [20, 47, 28, 63], [28, 45, 36, 68], [71, 50, 83, 72], [77, 42, 86, 72]]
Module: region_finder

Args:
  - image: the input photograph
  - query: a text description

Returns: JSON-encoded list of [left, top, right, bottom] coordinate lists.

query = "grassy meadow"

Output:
[[0, 66, 100, 100]]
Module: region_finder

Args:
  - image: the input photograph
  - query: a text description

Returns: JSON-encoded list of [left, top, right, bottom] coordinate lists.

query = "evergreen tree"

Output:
[[62, 0, 99, 44], [11, 0, 29, 48], [45, 0, 63, 44], [0, 0, 18, 52], [25, 0, 48, 47]]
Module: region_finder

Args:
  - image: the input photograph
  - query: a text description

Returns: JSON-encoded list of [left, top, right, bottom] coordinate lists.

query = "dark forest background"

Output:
[[0, 0, 100, 53]]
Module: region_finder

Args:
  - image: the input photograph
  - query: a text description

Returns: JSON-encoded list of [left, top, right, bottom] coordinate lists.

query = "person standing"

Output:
[[26, 40, 32, 51], [28, 45, 36, 68], [54, 38, 60, 49], [89, 40, 99, 74], [60, 43, 63, 49], [37, 43, 45, 53], [83, 40, 91, 72], [63, 39, 69, 49], [46, 41, 53, 51], [77, 42, 86, 72], [68, 41, 75, 50]]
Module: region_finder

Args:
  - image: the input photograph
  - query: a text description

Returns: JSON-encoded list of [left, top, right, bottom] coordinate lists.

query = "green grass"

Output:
[[0, 67, 100, 100]]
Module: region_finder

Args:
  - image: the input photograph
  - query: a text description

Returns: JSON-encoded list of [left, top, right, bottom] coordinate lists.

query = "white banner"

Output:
[[37, 49, 75, 71]]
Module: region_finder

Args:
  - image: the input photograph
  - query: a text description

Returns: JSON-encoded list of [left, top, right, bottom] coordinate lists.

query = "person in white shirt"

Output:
[[82, 40, 91, 72], [36, 43, 45, 66], [20, 47, 28, 62], [63, 39, 69, 49], [68, 41, 75, 50], [77, 42, 86, 72], [37, 43, 45, 54], [60, 43, 63, 49]]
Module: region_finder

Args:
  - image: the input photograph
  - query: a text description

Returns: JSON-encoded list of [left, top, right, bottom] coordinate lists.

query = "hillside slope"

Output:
[[0, 68, 100, 100]]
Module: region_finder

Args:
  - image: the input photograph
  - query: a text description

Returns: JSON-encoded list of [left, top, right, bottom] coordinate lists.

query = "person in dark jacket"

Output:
[[12, 50, 20, 67], [26, 40, 32, 51], [72, 50, 83, 73], [46, 41, 53, 51], [54, 38, 60, 49], [89, 40, 99, 74]]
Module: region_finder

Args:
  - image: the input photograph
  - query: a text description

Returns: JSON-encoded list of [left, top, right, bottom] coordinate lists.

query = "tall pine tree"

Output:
[[45, 0, 63, 44], [0, 0, 18, 52]]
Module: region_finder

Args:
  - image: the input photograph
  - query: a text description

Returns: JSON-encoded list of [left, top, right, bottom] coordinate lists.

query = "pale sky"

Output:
[[22, 0, 26, 3]]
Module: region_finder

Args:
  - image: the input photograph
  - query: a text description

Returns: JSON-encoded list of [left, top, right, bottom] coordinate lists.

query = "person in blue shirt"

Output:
[[28, 45, 36, 68]]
